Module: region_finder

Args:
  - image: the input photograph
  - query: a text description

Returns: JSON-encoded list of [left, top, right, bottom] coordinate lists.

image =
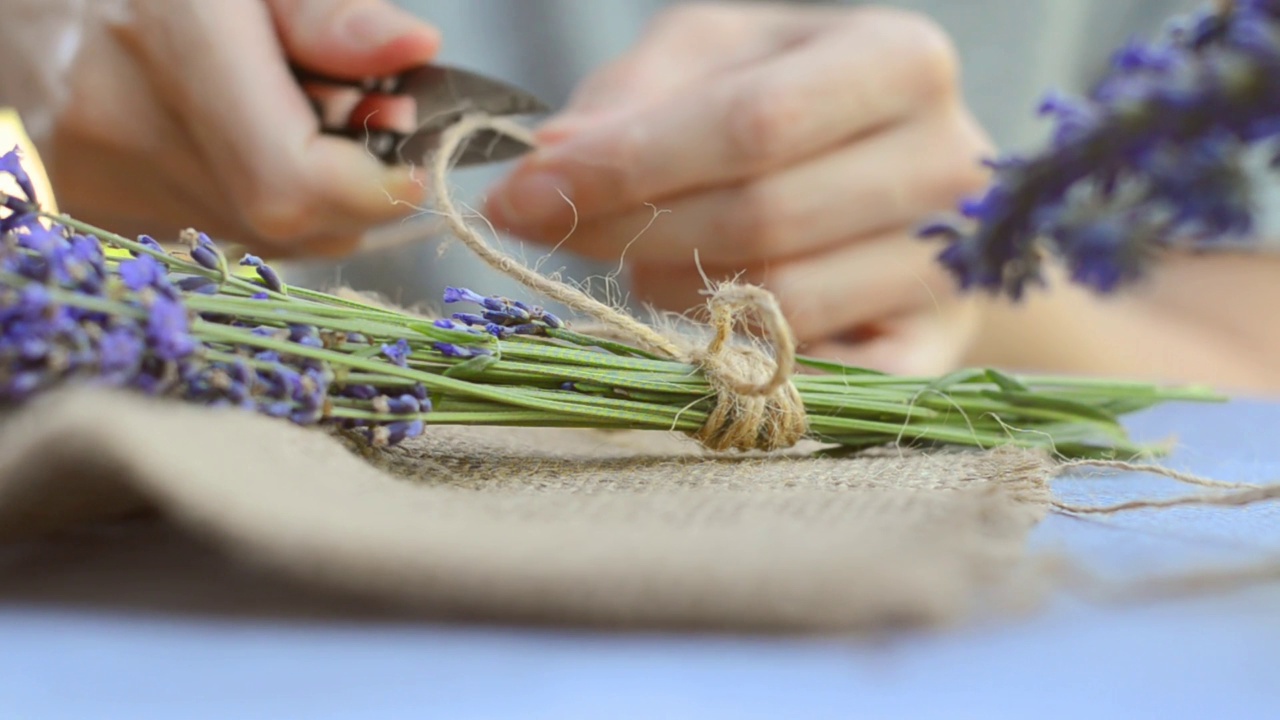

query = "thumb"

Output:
[[266, 0, 441, 77]]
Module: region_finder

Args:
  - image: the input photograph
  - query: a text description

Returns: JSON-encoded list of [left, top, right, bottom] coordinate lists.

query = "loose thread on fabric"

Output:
[[1055, 459, 1261, 491], [430, 114, 808, 452], [1050, 459, 1278, 515], [1053, 483, 1280, 515]]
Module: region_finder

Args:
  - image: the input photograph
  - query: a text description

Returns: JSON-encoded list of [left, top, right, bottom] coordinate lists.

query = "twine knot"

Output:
[[688, 283, 807, 452], [431, 113, 808, 453]]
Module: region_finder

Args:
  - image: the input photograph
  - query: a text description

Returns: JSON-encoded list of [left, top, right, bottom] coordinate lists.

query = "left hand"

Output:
[[484, 3, 993, 374]]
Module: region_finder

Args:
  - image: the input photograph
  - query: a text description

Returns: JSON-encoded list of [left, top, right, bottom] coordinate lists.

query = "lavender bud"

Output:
[[386, 394, 421, 414], [176, 276, 218, 294], [341, 384, 380, 401], [0, 146, 37, 204], [117, 255, 169, 293], [432, 342, 490, 359], [380, 338, 411, 366], [451, 312, 488, 327], [261, 400, 293, 418], [132, 235, 166, 257], [442, 286, 488, 305], [385, 419, 425, 445], [190, 244, 220, 271], [146, 296, 196, 361]]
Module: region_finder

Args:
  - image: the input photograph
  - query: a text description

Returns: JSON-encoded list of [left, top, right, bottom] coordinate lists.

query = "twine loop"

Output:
[[688, 283, 807, 452], [431, 114, 808, 452]]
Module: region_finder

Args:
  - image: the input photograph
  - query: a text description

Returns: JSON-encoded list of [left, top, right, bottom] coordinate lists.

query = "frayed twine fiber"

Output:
[[431, 114, 807, 452], [1045, 460, 1280, 606], [1050, 459, 1271, 515]]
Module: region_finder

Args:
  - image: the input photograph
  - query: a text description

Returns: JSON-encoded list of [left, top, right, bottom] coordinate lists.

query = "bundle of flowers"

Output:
[[0, 139, 1216, 461]]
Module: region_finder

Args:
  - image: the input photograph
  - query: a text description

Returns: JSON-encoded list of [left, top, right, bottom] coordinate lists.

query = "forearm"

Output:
[[963, 252, 1280, 395]]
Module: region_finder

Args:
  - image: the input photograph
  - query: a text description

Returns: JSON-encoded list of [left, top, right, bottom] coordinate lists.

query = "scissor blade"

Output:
[[392, 64, 548, 167], [397, 64, 550, 131]]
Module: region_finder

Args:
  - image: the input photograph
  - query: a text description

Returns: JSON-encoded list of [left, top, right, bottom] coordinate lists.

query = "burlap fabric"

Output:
[[0, 386, 1053, 633]]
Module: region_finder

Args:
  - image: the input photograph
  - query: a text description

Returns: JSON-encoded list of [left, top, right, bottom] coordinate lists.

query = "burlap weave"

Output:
[[0, 386, 1053, 633]]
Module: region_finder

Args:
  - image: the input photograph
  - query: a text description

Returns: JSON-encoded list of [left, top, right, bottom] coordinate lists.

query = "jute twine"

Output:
[[429, 114, 807, 452]]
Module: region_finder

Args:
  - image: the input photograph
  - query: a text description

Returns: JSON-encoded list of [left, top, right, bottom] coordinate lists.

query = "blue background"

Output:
[[3, 399, 1278, 719]]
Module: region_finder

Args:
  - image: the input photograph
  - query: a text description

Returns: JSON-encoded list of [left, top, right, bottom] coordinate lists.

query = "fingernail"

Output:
[[492, 172, 572, 227], [341, 6, 411, 51]]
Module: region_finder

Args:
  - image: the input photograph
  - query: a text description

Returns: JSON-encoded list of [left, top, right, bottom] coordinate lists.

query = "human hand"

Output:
[[0, 0, 438, 257], [484, 3, 993, 374]]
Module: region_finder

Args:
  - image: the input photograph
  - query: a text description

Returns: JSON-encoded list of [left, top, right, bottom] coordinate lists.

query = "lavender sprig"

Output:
[[924, 0, 1280, 298]]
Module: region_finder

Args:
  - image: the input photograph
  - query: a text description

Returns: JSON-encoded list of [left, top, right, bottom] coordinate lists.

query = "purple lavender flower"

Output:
[[182, 230, 220, 270], [385, 419, 425, 445], [446, 289, 560, 334], [432, 317, 484, 334], [442, 286, 494, 307], [190, 244, 220, 271], [924, 1, 1280, 297], [0, 153, 432, 445], [433, 342, 491, 359], [288, 324, 323, 348], [0, 194, 37, 233], [239, 253, 285, 294], [451, 312, 488, 327], [118, 254, 170, 293], [146, 296, 197, 361], [98, 327, 144, 378], [372, 393, 422, 415], [538, 311, 563, 329], [130, 235, 166, 257], [381, 338, 411, 366], [341, 384, 380, 401], [177, 276, 218, 294], [0, 146, 36, 205]]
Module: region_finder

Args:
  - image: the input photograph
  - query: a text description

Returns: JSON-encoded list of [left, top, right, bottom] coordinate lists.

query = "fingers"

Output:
[[265, 0, 441, 77], [486, 7, 959, 234], [539, 3, 820, 137], [513, 107, 991, 265], [628, 229, 953, 344], [126, 0, 433, 254], [803, 307, 978, 376]]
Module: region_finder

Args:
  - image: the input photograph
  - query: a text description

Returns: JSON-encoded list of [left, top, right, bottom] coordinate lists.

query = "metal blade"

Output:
[[397, 64, 550, 132], [392, 64, 549, 167]]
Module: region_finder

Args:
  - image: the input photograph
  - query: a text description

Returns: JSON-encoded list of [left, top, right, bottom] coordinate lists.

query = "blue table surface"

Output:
[[4, 398, 1280, 719]]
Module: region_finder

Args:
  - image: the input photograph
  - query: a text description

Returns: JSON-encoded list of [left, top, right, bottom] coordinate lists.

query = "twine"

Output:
[[1050, 458, 1273, 515], [429, 114, 808, 452]]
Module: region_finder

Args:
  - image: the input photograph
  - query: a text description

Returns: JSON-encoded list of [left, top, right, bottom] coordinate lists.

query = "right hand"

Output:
[[0, 0, 439, 257]]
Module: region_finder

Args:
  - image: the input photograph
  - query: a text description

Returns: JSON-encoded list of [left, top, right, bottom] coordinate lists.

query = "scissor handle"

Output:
[[289, 64, 408, 94], [292, 64, 407, 164], [289, 62, 546, 168]]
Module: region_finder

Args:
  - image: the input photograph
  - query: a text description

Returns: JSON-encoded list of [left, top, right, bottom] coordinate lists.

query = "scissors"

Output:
[[291, 63, 551, 167]]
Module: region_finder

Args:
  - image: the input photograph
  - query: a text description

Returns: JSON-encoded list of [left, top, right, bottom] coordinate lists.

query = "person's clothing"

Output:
[[283, 0, 1196, 307]]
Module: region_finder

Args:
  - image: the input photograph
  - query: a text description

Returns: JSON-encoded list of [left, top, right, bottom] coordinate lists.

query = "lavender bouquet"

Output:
[[924, 0, 1280, 296], [0, 135, 1220, 462]]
